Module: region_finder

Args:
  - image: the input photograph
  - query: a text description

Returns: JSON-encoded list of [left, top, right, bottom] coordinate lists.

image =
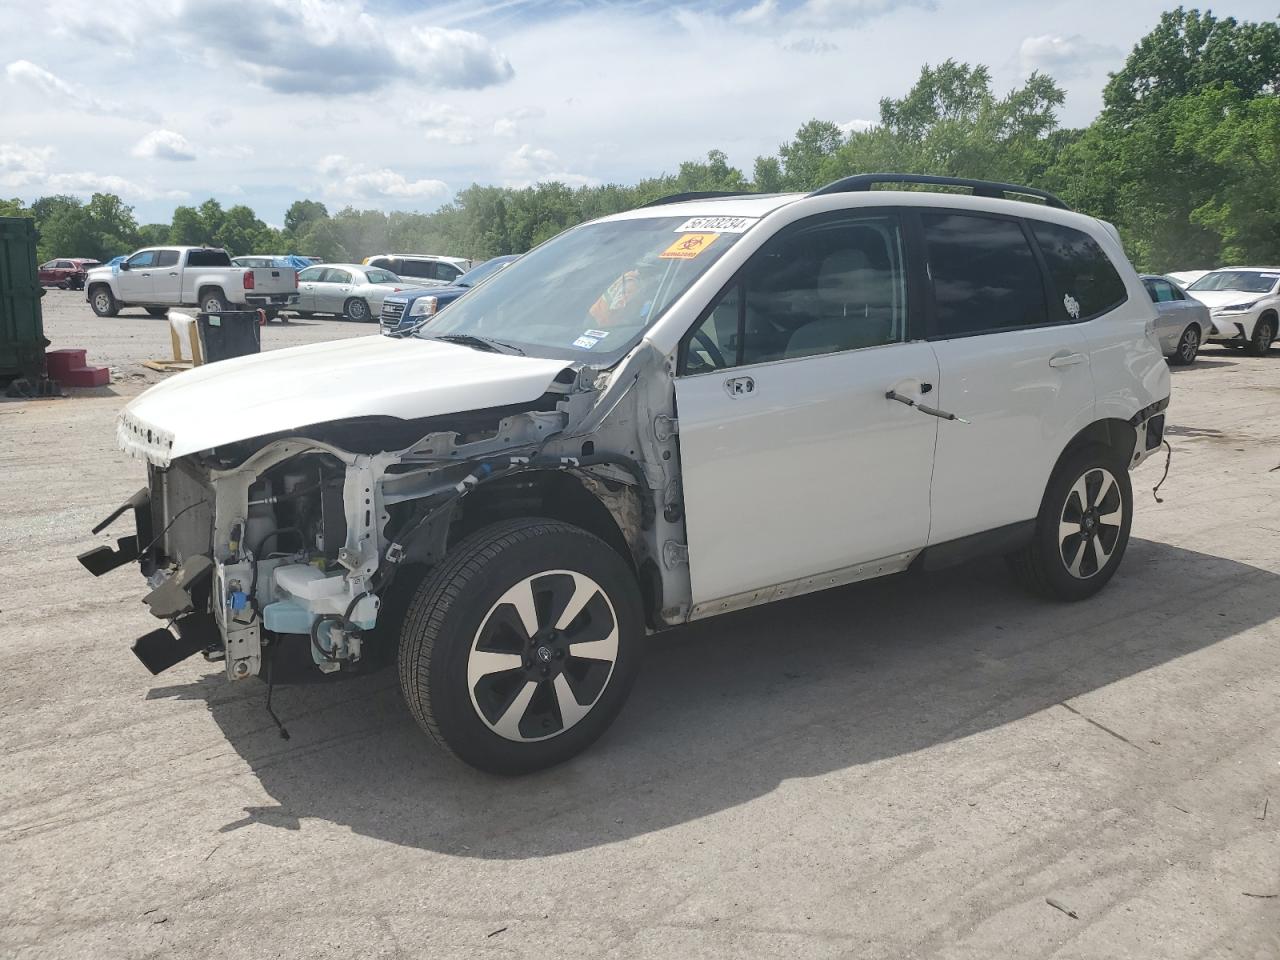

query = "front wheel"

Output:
[[89, 286, 118, 318], [1169, 324, 1201, 365], [1009, 445, 1133, 601], [344, 297, 371, 322], [1247, 316, 1275, 356], [398, 518, 643, 774]]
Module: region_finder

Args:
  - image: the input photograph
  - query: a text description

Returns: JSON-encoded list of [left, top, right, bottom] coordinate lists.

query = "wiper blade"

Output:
[[433, 333, 524, 356]]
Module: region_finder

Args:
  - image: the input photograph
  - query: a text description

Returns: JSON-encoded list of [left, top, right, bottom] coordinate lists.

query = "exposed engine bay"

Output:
[[80, 344, 687, 684]]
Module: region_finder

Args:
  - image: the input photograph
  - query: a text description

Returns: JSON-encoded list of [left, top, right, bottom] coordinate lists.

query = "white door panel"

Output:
[[676, 342, 939, 606], [928, 325, 1095, 544]]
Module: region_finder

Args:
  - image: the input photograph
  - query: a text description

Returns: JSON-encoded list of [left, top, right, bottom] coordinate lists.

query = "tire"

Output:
[[398, 517, 643, 774], [200, 289, 230, 313], [145, 306, 168, 318], [344, 297, 371, 322], [1009, 444, 1133, 601], [1168, 324, 1201, 365], [89, 285, 119, 318], [57, 282, 68, 290], [1247, 315, 1275, 356]]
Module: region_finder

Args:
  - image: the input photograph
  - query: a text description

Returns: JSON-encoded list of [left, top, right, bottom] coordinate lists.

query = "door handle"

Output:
[[1049, 352, 1088, 368], [886, 389, 969, 423], [168, 272, 178, 277], [724, 376, 755, 398]]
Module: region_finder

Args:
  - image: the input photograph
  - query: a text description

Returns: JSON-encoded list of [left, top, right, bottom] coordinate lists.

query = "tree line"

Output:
[[3, 7, 1278, 274]]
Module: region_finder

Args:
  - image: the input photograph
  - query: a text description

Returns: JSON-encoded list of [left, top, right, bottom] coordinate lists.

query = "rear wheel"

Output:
[[398, 518, 643, 774], [1247, 316, 1275, 356], [200, 290, 230, 313], [1168, 324, 1200, 365], [344, 297, 371, 322], [1009, 445, 1133, 601], [145, 306, 168, 318], [89, 286, 118, 318]]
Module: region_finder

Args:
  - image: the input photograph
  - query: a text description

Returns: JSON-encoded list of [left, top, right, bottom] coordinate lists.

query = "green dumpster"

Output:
[[0, 216, 47, 381]]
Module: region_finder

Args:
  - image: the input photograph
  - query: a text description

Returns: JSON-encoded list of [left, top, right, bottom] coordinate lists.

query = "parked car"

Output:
[[1141, 274, 1212, 364], [1185, 267, 1280, 355], [81, 174, 1169, 774], [380, 254, 521, 335], [1166, 270, 1210, 290], [362, 254, 471, 285], [38, 258, 100, 290], [232, 255, 317, 271], [84, 246, 299, 317], [292, 263, 424, 322]]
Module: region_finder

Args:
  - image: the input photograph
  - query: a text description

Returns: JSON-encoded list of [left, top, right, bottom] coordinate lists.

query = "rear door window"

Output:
[[922, 213, 1047, 337], [299, 266, 325, 282], [154, 250, 179, 268], [323, 268, 352, 284], [186, 249, 233, 267], [1030, 221, 1128, 321]]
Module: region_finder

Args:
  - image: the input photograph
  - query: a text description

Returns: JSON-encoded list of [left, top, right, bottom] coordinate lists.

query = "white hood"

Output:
[[1186, 289, 1269, 311], [119, 335, 573, 465]]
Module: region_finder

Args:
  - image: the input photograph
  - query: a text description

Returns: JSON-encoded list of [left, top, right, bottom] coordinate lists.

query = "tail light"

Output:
[[294, 271, 299, 288], [243, 270, 255, 291]]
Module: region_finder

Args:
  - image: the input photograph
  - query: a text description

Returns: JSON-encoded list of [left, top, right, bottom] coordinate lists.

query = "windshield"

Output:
[[1188, 270, 1279, 294], [456, 257, 515, 288], [364, 268, 401, 284], [416, 216, 749, 360]]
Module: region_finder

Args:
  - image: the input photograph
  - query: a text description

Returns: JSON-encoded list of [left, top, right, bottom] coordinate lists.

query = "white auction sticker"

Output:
[[673, 216, 758, 234]]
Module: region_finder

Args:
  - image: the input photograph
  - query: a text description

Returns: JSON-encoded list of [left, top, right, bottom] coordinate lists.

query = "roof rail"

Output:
[[808, 173, 1069, 210], [638, 190, 757, 208]]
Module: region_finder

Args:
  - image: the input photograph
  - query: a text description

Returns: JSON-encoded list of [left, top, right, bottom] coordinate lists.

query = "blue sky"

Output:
[[2, 0, 1277, 227]]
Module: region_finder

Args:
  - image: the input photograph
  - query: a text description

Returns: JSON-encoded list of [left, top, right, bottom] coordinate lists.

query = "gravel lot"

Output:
[[2, 291, 1277, 959]]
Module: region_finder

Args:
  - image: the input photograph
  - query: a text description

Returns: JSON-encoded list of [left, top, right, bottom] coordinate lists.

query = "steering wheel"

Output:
[[692, 329, 728, 370]]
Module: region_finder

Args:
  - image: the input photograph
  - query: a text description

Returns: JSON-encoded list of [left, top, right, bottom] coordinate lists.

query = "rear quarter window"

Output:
[[1031, 222, 1128, 322]]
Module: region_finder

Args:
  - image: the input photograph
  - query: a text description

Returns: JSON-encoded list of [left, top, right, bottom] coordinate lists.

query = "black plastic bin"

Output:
[[197, 311, 261, 364]]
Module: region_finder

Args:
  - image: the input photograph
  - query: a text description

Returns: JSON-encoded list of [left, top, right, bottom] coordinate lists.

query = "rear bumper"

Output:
[[1129, 398, 1169, 468], [246, 293, 300, 307]]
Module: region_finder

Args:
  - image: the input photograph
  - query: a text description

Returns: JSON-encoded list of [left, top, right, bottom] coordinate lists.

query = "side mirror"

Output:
[[119, 262, 130, 271]]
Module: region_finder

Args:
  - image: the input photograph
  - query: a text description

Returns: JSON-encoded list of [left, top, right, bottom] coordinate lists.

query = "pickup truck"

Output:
[[84, 246, 299, 318]]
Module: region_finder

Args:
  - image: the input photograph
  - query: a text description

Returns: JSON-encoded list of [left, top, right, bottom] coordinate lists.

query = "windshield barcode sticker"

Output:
[[673, 216, 758, 234]]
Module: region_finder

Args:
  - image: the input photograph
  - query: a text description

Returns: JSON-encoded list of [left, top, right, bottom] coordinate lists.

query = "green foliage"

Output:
[[1104, 7, 1280, 126], [0, 198, 32, 218]]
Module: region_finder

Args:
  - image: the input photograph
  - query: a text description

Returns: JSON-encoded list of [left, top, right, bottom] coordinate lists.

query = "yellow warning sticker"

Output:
[[660, 233, 718, 260]]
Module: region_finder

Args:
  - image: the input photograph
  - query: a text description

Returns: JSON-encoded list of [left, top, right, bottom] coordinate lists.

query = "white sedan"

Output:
[[1185, 267, 1280, 356], [292, 264, 425, 322]]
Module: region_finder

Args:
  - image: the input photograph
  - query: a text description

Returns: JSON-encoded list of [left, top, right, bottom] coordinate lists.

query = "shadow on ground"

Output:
[[152, 537, 1278, 857]]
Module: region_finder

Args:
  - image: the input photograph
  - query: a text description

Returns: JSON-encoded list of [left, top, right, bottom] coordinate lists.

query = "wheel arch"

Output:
[[1053, 418, 1138, 478], [448, 468, 641, 573], [197, 284, 226, 305]]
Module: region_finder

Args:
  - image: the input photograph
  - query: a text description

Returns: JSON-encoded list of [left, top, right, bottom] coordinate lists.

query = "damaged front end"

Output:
[[81, 349, 679, 683]]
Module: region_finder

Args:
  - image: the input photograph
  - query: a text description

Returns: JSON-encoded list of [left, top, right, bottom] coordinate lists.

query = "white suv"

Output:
[[1184, 267, 1280, 355], [81, 175, 1170, 774]]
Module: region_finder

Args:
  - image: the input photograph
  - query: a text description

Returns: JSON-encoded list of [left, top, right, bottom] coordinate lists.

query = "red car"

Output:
[[38, 258, 101, 290]]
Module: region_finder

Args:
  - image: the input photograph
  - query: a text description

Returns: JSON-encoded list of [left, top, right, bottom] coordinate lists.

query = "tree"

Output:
[[1103, 7, 1280, 126], [137, 223, 170, 245], [0, 198, 31, 218], [283, 199, 329, 239], [777, 120, 846, 190], [169, 206, 206, 245], [214, 205, 271, 256], [84, 193, 138, 256], [197, 199, 226, 244]]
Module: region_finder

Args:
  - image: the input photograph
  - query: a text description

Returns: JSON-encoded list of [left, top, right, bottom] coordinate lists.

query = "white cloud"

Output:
[[1019, 34, 1121, 78], [132, 130, 197, 162], [318, 155, 449, 203], [493, 117, 519, 138], [4, 60, 152, 120], [502, 144, 596, 188], [838, 118, 876, 135], [413, 109, 480, 145], [0, 141, 182, 200], [784, 37, 838, 53], [57, 0, 514, 96]]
